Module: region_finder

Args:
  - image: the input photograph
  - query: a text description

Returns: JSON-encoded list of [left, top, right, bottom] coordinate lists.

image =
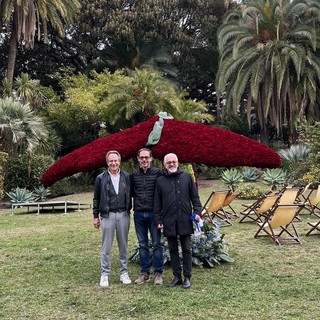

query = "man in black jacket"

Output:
[[93, 150, 132, 288], [154, 153, 202, 289], [131, 148, 163, 285]]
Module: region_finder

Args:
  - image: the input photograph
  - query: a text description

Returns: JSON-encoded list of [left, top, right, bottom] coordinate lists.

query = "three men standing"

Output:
[[131, 148, 164, 285], [93, 150, 201, 289]]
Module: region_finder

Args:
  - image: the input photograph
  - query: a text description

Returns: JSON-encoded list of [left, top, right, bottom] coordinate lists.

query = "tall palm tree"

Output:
[[217, 0, 320, 145], [0, 97, 48, 154], [0, 0, 81, 85]]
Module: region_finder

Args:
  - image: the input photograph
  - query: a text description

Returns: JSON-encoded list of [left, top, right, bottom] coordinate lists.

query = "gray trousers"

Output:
[[101, 211, 130, 276]]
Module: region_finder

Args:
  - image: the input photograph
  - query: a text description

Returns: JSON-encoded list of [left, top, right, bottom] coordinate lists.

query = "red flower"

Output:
[[41, 116, 281, 186]]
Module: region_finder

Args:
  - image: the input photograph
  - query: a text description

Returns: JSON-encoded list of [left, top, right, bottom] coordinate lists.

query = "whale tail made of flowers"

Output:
[[41, 116, 281, 187]]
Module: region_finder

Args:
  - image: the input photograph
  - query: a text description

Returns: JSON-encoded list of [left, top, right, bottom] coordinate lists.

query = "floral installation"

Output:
[[41, 116, 281, 186]]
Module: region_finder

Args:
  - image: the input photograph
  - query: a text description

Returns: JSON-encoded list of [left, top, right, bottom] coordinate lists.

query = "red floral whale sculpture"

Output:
[[41, 116, 281, 186]]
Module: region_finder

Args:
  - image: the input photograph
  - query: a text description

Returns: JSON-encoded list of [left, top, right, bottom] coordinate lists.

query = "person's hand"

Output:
[[157, 224, 163, 229], [93, 218, 100, 229], [195, 214, 201, 222]]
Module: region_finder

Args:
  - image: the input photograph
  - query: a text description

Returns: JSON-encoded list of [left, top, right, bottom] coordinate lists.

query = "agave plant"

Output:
[[262, 168, 289, 191], [278, 144, 310, 165], [221, 169, 243, 191], [33, 186, 51, 201], [5, 187, 35, 203], [242, 167, 261, 182]]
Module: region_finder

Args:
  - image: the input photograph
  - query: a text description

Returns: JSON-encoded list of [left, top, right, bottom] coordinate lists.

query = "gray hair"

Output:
[[164, 153, 178, 163], [106, 150, 121, 161]]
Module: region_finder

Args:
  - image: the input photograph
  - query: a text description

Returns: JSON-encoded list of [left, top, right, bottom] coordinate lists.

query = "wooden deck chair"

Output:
[[277, 187, 303, 221], [201, 190, 230, 226], [297, 183, 313, 202], [305, 212, 320, 236], [301, 184, 320, 216], [238, 191, 274, 223], [277, 187, 301, 205], [252, 195, 280, 223], [254, 205, 301, 245], [219, 192, 241, 218]]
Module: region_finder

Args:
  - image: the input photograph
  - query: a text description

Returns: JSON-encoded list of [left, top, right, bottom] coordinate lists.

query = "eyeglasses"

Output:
[[165, 161, 178, 165], [139, 156, 150, 160]]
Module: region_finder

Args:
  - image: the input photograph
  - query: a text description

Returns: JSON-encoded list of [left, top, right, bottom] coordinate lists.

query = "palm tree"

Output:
[[217, 0, 320, 145], [103, 68, 212, 126], [171, 92, 214, 123], [0, 97, 48, 154], [13, 72, 44, 108], [103, 68, 179, 125], [0, 0, 81, 85]]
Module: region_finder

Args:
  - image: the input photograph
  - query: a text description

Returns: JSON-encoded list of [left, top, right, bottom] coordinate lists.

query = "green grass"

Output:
[[1, 182, 320, 319]]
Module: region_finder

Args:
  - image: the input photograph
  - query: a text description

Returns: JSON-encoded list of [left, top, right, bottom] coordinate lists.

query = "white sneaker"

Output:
[[120, 272, 131, 284], [100, 275, 109, 287]]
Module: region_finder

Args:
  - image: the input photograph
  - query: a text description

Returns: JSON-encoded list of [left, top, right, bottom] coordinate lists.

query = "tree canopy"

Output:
[[217, 0, 320, 145], [0, 0, 81, 84]]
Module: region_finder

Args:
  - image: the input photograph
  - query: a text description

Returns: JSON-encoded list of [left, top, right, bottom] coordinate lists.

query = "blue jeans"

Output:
[[134, 211, 163, 274]]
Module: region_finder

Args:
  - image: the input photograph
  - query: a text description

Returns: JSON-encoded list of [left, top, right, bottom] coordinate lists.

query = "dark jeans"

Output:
[[134, 211, 163, 274], [167, 234, 192, 278]]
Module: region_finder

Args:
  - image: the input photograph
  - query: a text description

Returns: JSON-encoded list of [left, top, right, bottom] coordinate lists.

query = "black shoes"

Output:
[[167, 275, 182, 288], [167, 275, 191, 289], [182, 276, 191, 289]]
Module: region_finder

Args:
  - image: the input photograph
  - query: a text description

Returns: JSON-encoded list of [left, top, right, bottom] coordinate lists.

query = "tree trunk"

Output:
[[259, 126, 270, 147], [6, 28, 18, 86]]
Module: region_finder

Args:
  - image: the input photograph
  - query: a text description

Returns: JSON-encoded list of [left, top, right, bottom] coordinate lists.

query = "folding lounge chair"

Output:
[[219, 191, 241, 218], [254, 205, 301, 245], [252, 195, 280, 223], [301, 184, 320, 216], [277, 187, 301, 205], [297, 183, 313, 202], [278, 187, 304, 221], [305, 212, 320, 236], [238, 191, 274, 223], [201, 190, 230, 226]]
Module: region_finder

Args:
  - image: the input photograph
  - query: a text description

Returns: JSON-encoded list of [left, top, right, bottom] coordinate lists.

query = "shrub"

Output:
[[300, 165, 320, 184], [221, 169, 243, 191], [195, 164, 225, 180], [0, 175, 4, 199], [5, 187, 35, 203], [49, 173, 94, 198], [262, 168, 289, 191], [180, 163, 196, 182], [278, 144, 311, 166], [4, 154, 54, 192], [49, 179, 77, 198], [297, 121, 320, 164], [241, 167, 261, 182], [237, 183, 264, 199], [0, 152, 8, 199], [33, 186, 51, 201], [287, 161, 311, 184]]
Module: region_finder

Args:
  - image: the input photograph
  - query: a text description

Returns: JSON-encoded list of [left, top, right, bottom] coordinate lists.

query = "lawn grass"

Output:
[[1, 181, 320, 319]]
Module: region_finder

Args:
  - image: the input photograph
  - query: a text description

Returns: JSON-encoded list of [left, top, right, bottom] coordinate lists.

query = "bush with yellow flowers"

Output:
[[237, 183, 264, 200]]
